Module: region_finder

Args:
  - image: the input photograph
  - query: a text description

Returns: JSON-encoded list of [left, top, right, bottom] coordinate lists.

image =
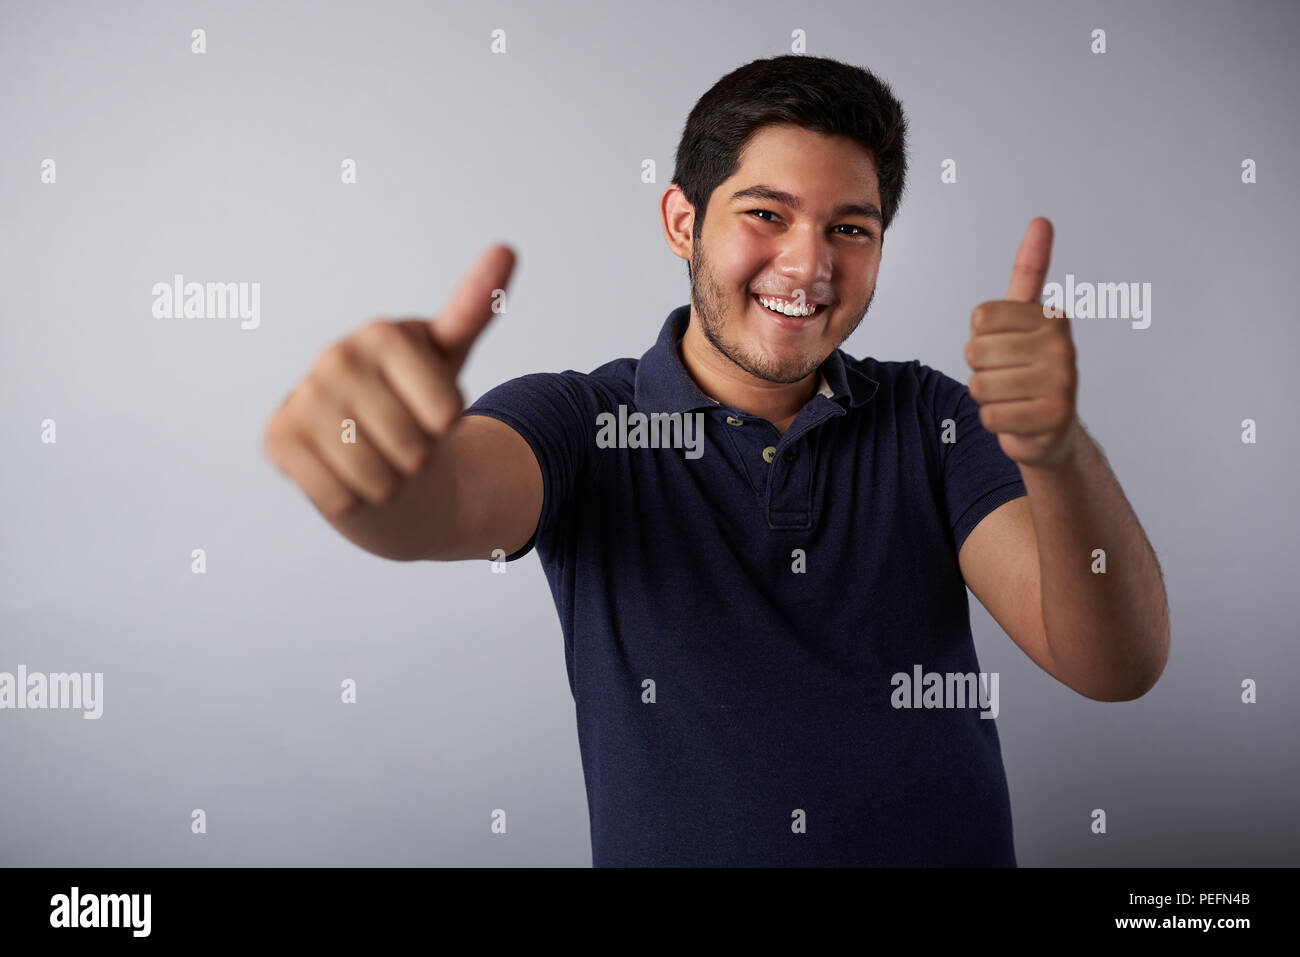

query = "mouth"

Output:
[[750, 293, 825, 330]]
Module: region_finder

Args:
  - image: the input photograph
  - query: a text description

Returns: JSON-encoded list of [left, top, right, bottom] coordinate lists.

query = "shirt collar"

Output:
[[633, 304, 879, 414]]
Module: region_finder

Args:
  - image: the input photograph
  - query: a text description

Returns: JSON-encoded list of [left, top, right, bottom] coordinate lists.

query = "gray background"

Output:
[[1, 0, 1296, 866]]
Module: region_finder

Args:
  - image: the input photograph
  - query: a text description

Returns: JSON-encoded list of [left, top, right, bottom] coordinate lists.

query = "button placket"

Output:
[[763, 409, 842, 529], [718, 410, 777, 499], [763, 436, 813, 528]]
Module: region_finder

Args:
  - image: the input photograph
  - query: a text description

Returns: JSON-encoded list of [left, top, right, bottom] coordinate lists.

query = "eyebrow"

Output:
[[729, 184, 883, 226]]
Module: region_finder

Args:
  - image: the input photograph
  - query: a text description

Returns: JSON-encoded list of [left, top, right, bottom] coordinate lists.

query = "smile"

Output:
[[751, 293, 824, 329], [753, 293, 820, 318]]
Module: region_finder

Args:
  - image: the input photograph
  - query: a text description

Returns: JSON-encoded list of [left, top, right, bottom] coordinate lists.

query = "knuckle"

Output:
[[320, 490, 359, 519], [262, 427, 289, 468], [261, 414, 283, 451], [265, 399, 311, 449], [356, 318, 402, 352], [296, 374, 329, 409], [314, 342, 359, 379]]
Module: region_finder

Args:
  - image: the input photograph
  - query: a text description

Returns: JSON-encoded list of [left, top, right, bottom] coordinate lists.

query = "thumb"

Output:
[[1004, 217, 1053, 303], [428, 244, 518, 368]]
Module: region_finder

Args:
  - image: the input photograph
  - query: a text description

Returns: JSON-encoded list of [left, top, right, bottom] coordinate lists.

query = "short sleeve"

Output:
[[916, 362, 1027, 553], [463, 371, 594, 561]]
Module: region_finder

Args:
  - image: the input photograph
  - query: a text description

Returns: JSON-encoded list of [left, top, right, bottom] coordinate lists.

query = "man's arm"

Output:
[[956, 218, 1169, 702], [264, 244, 544, 563], [322, 413, 542, 562], [958, 419, 1169, 701]]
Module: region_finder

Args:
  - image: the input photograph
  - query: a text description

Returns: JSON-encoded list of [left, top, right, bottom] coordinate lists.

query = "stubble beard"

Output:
[[689, 237, 874, 385]]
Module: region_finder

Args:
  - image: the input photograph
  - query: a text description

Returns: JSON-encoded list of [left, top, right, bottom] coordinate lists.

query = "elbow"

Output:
[[1091, 667, 1163, 703], [1076, 634, 1170, 702]]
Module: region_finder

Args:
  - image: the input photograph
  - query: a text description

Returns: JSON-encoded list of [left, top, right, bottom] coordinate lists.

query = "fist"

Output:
[[964, 218, 1079, 468], [263, 244, 516, 517]]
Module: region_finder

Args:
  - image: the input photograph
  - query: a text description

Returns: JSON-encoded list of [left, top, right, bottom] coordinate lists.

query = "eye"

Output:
[[748, 209, 872, 240]]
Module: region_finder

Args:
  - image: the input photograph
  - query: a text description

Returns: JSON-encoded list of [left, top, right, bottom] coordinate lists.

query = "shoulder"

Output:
[[469, 356, 636, 411], [586, 356, 638, 404], [842, 355, 969, 415]]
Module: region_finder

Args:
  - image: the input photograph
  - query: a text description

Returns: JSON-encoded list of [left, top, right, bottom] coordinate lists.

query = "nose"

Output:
[[776, 226, 834, 301]]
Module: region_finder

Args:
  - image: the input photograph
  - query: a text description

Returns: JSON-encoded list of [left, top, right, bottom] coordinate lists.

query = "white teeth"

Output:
[[758, 295, 818, 318]]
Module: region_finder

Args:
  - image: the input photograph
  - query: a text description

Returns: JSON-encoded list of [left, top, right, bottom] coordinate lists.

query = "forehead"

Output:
[[727, 123, 881, 203]]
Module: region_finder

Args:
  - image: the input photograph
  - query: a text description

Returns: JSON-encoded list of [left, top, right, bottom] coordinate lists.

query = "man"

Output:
[[263, 55, 1170, 866]]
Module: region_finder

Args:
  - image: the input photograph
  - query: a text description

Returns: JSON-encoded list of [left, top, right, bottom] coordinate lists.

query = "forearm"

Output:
[[1019, 419, 1170, 700]]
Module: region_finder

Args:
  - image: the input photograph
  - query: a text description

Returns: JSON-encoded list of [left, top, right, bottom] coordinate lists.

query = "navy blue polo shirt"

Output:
[[464, 304, 1027, 866]]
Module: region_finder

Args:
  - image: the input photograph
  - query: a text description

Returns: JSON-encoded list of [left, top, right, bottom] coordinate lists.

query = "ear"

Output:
[[660, 184, 697, 267]]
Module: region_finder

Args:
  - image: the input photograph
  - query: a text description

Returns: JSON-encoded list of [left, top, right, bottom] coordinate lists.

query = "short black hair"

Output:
[[672, 55, 909, 280]]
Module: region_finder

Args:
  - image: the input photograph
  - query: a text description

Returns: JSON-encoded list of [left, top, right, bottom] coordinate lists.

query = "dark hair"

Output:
[[672, 55, 908, 278]]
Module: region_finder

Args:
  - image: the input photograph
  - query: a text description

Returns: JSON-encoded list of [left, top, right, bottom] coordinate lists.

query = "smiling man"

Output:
[[673, 125, 883, 437], [265, 54, 1170, 867]]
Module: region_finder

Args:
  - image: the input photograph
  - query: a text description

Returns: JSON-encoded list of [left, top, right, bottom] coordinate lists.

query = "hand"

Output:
[[964, 217, 1079, 468], [263, 244, 517, 517]]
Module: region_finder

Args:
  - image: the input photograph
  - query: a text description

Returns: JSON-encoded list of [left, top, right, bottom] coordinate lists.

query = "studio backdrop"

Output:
[[1, 0, 1296, 866]]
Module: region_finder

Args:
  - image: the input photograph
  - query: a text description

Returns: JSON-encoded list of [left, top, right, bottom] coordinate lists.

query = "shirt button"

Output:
[[762, 446, 777, 463], [725, 416, 745, 426]]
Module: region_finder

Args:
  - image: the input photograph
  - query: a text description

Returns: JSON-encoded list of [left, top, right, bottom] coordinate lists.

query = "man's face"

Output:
[[689, 123, 883, 384]]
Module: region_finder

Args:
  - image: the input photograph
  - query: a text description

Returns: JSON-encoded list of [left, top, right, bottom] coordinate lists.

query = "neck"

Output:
[[679, 310, 818, 436]]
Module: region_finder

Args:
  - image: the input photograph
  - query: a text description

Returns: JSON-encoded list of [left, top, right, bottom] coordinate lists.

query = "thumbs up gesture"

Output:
[[964, 218, 1079, 468], [263, 244, 516, 517]]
